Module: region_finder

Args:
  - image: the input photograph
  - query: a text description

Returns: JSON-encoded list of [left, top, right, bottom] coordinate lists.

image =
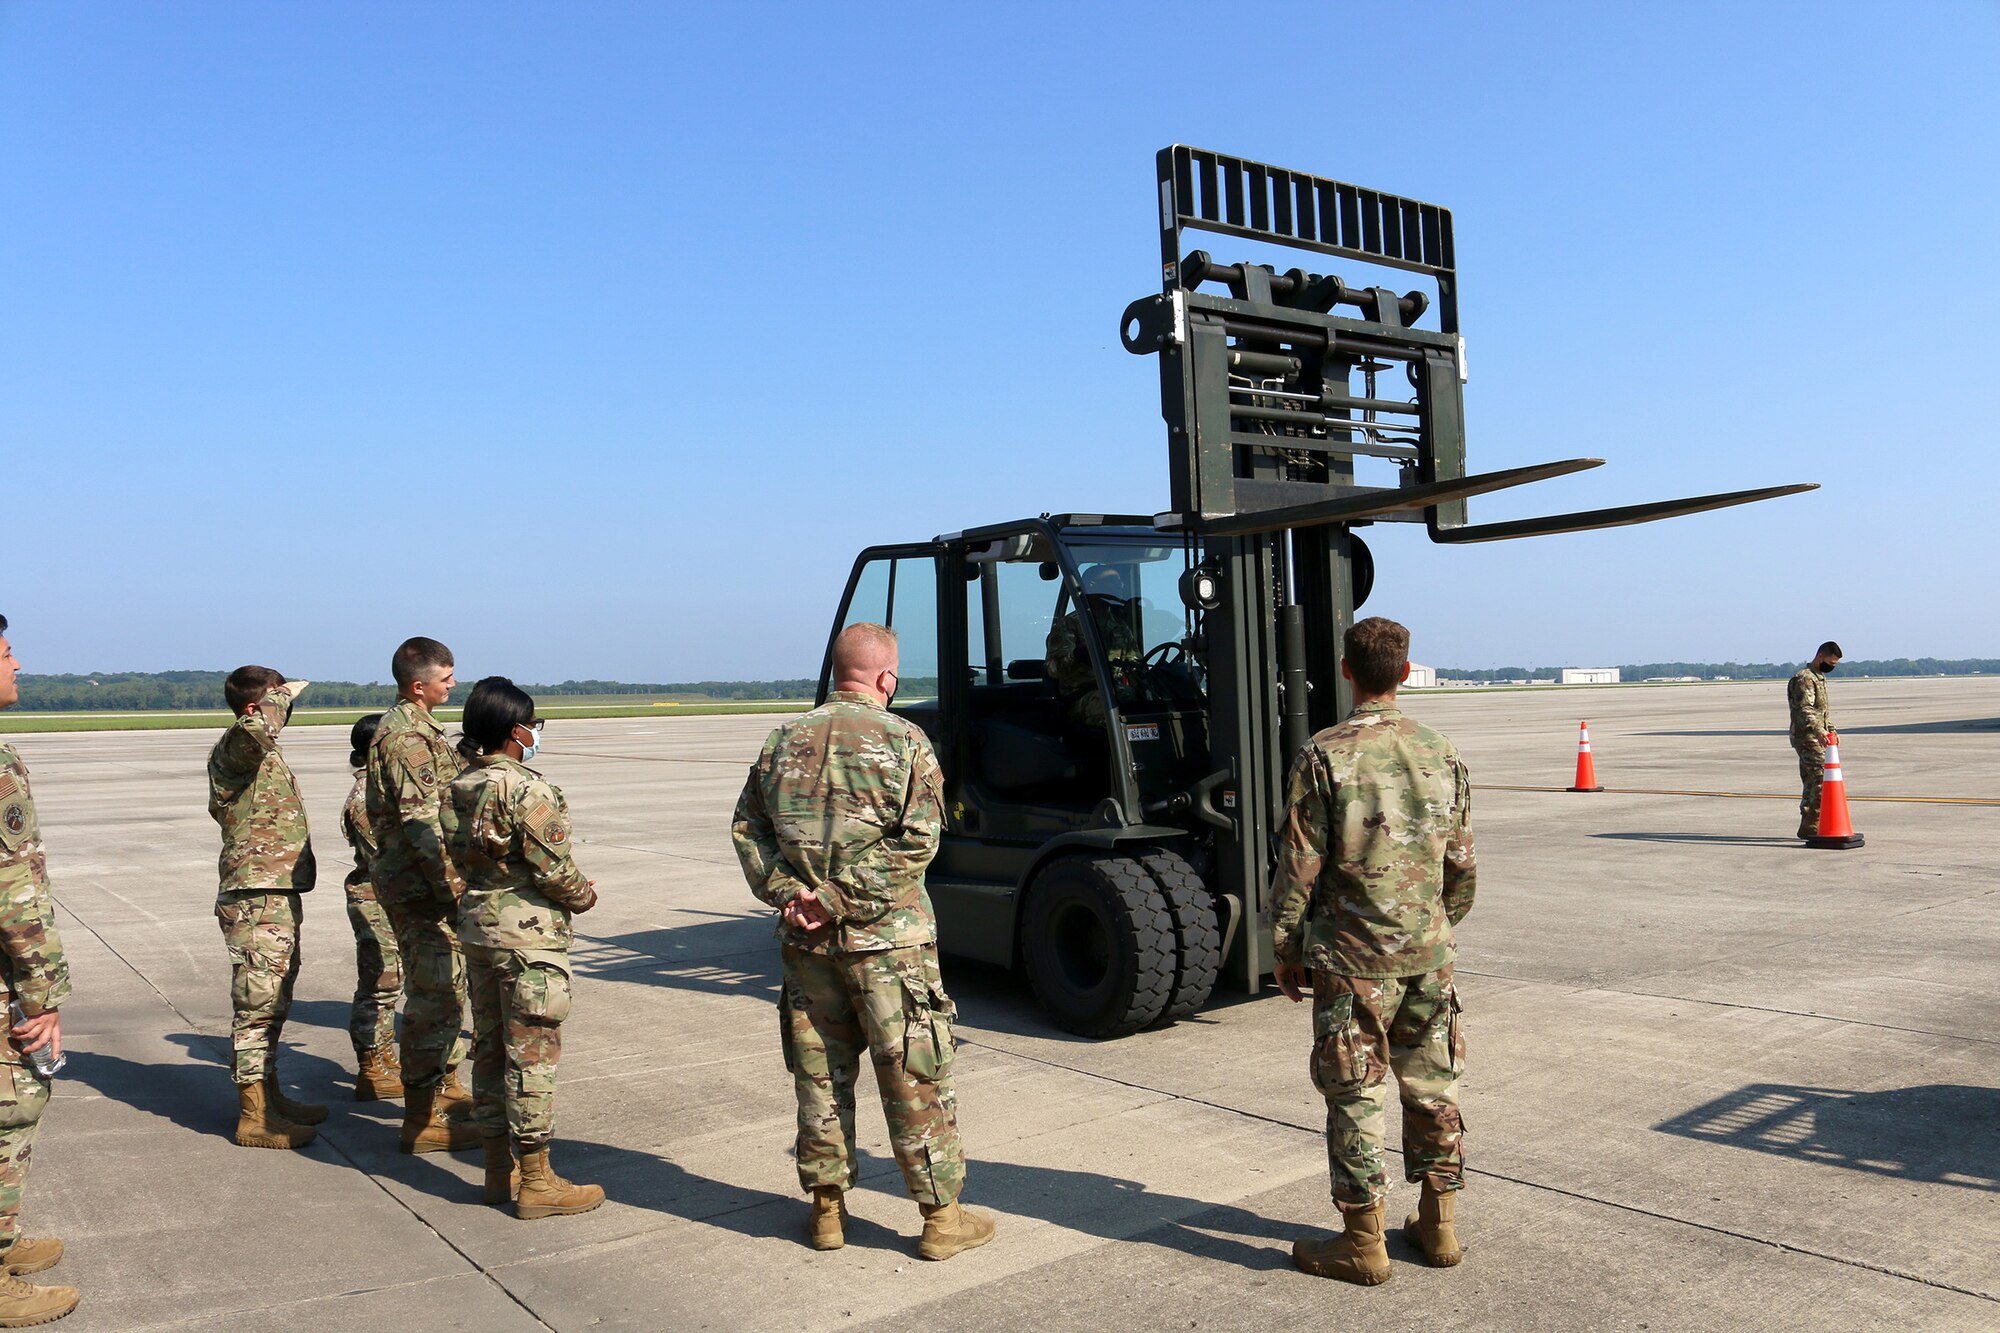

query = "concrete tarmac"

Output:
[[16, 676, 1999, 1330]]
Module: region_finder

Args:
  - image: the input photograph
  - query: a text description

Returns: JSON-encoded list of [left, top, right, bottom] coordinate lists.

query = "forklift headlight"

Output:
[[1178, 566, 1223, 612]]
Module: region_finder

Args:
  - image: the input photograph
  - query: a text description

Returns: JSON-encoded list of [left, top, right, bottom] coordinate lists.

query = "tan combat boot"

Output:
[[0, 1272, 78, 1327], [1293, 1200, 1391, 1285], [482, 1135, 520, 1205], [438, 1066, 474, 1111], [355, 1044, 404, 1102], [399, 1083, 481, 1155], [234, 1082, 316, 1150], [515, 1145, 605, 1220], [1404, 1182, 1463, 1267], [264, 1067, 327, 1126], [916, 1199, 997, 1261], [2, 1238, 61, 1277], [807, 1187, 847, 1251]]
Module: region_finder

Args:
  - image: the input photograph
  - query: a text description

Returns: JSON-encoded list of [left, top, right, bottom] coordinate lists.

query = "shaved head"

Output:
[[832, 622, 898, 680]]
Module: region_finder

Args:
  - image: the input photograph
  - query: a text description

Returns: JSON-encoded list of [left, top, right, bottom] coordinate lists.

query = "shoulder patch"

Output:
[[3, 804, 24, 835], [418, 766, 437, 786], [522, 800, 556, 836], [0, 769, 16, 801]]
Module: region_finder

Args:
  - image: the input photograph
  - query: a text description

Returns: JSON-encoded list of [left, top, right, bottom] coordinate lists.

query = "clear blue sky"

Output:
[[4, 2, 1995, 682]]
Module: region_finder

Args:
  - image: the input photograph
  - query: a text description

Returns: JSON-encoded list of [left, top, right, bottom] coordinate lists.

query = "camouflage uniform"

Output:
[[731, 692, 963, 1208], [340, 772, 402, 1058], [443, 756, 595, 1146], [206, 684, 314, 1085], [1787, 666, 1832, 836], [365, 699, 468, 1090], [1045, 595, 1143, 729], [0, 745, 69, 1265], [1270, 701, 1476, 1208]]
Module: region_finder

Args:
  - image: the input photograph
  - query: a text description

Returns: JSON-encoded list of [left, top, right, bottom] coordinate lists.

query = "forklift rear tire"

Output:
[[1021, 853, 1175, 1038]]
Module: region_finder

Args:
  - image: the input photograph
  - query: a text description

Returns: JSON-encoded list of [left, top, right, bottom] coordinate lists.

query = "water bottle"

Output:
[[9, 1002, 64, 1080]]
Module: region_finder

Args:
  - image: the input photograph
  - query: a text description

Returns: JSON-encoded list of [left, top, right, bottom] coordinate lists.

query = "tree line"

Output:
[[11, 672, 820, 712]]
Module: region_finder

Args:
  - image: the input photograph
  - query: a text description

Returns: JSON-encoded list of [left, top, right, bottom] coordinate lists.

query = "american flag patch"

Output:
[[0, 770, 16, 801]]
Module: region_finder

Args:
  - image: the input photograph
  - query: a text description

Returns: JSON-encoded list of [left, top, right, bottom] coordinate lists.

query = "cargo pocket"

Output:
[[1310, 991, 1363, 1095], [1446, 986, 1466, 1072], [901, 976, 951, 1082], [512, 952, 573, 1023], [0, 1064, 50, 1132], [777, 982, 799, 1074]]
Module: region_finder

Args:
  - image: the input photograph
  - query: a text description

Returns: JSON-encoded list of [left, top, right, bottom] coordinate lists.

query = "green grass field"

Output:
[[0, 699, 810, 734]]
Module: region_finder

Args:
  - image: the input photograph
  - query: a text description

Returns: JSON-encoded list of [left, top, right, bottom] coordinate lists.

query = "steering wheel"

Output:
[[1140, 640, 1203, 702]]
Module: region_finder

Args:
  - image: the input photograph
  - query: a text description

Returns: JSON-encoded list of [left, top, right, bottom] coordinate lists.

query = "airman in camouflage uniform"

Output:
[[1270, 616, 1475, 1286], [0, 614, 82, 1326], [732, 621, 996, 1261], [1045, 565, 1144, 729], [1788, 641, 1842, 839], [341, 715, 404, 1100], [365, 637, 478, 1154], [207, 670, 326, 1149], [444, 681, 602, 1219]]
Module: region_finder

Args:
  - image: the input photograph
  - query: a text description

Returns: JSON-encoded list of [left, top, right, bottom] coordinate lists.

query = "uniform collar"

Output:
[[470, 753, 532, 775], [1351, 699, 1402, 717], [396, 698, 445, 735], [826, 690, 884, 710]]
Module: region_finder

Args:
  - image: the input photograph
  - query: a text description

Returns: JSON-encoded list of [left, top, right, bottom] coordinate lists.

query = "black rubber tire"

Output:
[[1139, 847, 1222, 1023], [1021, 853, 1175, 1038]]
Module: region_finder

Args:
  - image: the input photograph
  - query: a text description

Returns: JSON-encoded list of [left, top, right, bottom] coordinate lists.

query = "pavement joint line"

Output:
[[54, 892, 204, 1033], [132, 1267, 540, 1332], [546, 749, 751, 766], [1456, 970, 2000, 1049], [960, 1035, 2000, 1306], [577, 838, 742, 867], [1477, 784, 2000, 805]]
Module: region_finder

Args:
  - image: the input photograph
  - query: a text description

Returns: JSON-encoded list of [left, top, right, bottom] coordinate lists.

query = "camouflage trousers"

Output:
[[464, 945, 569, 1146], [1309, 965, 1466, 1208], [345, 882, 403, 1057], [779, 943, 963, 1208], [1793, 738, 1826, 834], [215, 890, 302, 1085], [380, 892, 469, 1090], [0, 1063, 49, 1263]]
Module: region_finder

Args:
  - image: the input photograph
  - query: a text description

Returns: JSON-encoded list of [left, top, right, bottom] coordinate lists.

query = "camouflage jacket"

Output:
[[731, 691, 944, 954], [340, 771, 377, 898], [1787, 668, 1831, 746], [1269, 701, 1476, 979], [0, 744, 71, 1030], [443, 755, 594, 952], [1045, 596, 1144, 700], [206, 683, 316, 895], [365, 699, 465, 907]]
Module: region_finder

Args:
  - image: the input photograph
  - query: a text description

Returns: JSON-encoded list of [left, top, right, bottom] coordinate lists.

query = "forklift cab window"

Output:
[[837, 552, 941, 712], [1059, 542, 1204, 714]]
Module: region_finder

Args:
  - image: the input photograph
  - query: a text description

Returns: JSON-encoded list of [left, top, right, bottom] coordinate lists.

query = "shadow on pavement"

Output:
[[968, 1159, 1315, 1270], [555, 1138, 853, 1243], [1655, 1083, 2000, 1192], [573, 915, 782, 1000], [1592, 833, 1805, 847]]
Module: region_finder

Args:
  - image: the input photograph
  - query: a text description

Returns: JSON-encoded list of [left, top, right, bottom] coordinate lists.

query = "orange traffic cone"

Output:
[[1567, 720, 1603, 792], [1806, 730, 1865, 849]]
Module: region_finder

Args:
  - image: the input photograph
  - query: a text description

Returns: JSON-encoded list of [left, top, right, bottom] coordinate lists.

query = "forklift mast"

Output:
[[1120, 146, 1814, 990]]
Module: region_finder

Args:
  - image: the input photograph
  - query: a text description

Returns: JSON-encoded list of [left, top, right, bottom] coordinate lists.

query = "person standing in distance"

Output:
[[0, 615, 80, 1325], [731, 623, 996, 1261], [341, 714, 404, 1101], [444, 678, 603, 1219], [365, 637, 478, 1154], [1270, 616, 1475, 1286], [1788, 641, 1842, 839], [207, 667, 327, 1149]]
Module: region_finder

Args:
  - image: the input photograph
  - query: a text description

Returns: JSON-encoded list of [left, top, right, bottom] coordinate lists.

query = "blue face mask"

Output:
[[520, 723, 545, 762]]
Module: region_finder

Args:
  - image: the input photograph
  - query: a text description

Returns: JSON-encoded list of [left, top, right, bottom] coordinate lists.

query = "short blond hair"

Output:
[[832, 622, 898, 678]]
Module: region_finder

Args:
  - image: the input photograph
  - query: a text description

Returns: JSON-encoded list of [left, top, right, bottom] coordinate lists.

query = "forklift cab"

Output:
[[818, 517, 1214, 857]]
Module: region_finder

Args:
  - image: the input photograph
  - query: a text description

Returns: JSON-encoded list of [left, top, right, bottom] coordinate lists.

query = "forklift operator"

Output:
[[1044, 564, 1143, 729]]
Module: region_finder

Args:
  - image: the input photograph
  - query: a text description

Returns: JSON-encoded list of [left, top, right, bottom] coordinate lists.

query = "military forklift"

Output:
[[816, 147, 1811, 1037]]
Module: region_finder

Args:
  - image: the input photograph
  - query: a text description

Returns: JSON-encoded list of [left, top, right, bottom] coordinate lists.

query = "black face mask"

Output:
[[1819, 662, 1837, 674]]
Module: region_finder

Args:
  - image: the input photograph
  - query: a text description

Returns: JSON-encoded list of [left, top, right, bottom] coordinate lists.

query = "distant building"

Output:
[[1405, 663, 1437, 689], [1561, 667, 1621, 685]]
